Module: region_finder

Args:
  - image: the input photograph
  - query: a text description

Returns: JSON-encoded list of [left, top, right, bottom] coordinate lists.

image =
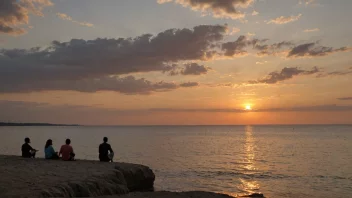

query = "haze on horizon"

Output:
[[0, 0, 352, 125]]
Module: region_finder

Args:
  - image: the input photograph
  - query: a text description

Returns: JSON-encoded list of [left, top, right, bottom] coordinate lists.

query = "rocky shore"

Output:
[[0, 155, 264, 197]]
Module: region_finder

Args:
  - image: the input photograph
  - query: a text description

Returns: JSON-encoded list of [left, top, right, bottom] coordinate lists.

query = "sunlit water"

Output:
[[0, 125, 351, 197]]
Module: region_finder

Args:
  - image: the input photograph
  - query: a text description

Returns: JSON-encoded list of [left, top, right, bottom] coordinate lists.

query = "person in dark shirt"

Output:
[[99, 137, 114, 162], [21, 137, 37, 158]]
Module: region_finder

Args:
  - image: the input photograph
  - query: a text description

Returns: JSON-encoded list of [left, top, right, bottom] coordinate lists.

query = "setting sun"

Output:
[[245, 105, 252, 110]]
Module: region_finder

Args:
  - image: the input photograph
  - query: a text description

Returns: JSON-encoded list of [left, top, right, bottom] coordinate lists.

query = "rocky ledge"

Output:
[[0, 155, 154, 197], [0, 155, 264, 197]]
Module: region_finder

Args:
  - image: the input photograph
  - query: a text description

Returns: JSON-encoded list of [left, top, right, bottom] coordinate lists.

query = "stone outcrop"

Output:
[[0, 155, 154, 197], [0, 155, 264, 198]]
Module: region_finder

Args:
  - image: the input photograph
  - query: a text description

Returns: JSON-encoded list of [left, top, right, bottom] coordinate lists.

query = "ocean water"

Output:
[[0, 125, 351, 197]]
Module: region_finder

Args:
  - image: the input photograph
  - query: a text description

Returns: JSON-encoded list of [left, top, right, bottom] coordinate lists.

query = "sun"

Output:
[[245, 105, 252, 110]]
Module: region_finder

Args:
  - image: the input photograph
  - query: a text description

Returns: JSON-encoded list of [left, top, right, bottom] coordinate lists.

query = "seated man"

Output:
[[99, 137, 114, 162], [59, 139, 75, 161], [21, 137, 37, 158]]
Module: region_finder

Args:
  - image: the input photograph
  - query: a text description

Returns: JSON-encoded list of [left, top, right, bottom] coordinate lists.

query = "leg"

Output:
[[31, 151, 36, 158], [52, 152, 60, 159]]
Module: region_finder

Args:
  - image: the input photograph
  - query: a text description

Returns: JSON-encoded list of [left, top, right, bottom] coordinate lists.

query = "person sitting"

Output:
[[44, 139, 59, 159], [21, 137, 37, 158], [59, 139, 75, 161], [99, 137, 114, 162]]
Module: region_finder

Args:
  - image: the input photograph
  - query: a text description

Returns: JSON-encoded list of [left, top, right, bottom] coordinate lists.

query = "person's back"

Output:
[[59, 139, 74, 161], [21, 137, 36, 158], [99, 137, 113, 162], [45, 145, 55, 159], [22, 142, 32, 158], [45, 139, 59, 159]]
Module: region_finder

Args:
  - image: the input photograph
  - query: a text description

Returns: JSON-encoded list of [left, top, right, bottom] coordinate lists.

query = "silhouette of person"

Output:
[[21, 137, 37, 158], [59, 139, 75, 161], [44, 139, 59, 159], [99, 137, 114, 162]]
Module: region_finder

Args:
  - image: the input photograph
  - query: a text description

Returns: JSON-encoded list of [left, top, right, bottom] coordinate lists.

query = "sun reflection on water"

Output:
[[239, 126, 260, 195]]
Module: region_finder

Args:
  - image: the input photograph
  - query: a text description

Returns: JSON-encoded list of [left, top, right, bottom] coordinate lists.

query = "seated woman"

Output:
[[44, 139, 59, 159]]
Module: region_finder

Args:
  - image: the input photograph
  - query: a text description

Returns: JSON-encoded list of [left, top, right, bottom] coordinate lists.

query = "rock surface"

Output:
[[0, 155, 263, 198], [0, 155, 154, 197], [101, 191, 234, 198]]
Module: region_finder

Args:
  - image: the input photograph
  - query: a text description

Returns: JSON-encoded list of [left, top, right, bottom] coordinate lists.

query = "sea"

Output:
[[0, 125, 351, 198]]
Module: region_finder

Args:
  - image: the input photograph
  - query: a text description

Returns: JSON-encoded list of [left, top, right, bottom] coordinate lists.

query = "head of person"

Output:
[[65, 139, 71, 145], [103, 137, 108, 143], [24, 137, 30, 144], [45, 139, 52, 148]]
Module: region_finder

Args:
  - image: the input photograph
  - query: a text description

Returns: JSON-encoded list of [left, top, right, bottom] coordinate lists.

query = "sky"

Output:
[[0, 0, 352, 125]]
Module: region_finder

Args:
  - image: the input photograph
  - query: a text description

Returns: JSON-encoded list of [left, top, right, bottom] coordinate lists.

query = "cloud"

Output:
[[157, 0, 254, 19], [256, 61, 268, 65], [0, 25, 226, 93], [150, 104, 352, 112], [287, 42, 352, 57], [248, 67, 319, 84], [181, 63, 210, 75], [166, 63, 211, 76], [221, 36, 294, 57], [337, 97, 352, 101], [221, 35, 261, 57], [0, 75, 198, 94], [179, 82, 199, 87], [317, 68, 352, 78], [267, 14, 302, 24], [56, 12, 94, 27], [0, 0, 53, 35], [251, 10, 259, 16], [303, 28, 320, 33]]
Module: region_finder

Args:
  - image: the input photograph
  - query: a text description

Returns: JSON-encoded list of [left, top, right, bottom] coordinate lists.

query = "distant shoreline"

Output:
[[0, 122, 79, 126]]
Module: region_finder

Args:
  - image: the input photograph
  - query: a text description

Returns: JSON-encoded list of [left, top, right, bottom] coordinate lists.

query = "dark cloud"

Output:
[[149, 104, 352, 112], [157, 0, 253, 19], [221, 35, 261, 56], [179, 82, 199, 87], [0, 25, 226, 93], [337, 97, 352, 101], [221, 36, 295, 57], [0, 75, 197, 94], [166, 63, 210, 76], [222, 36, 350, 58], [254, 41, 294, 56], [317, 69, 352, 78], [249, 67, 319, 84], [1, 100, 352, 125], [0, 0, 52, 35], [288, 42, 351, 57], [181, 63, 210, 75]]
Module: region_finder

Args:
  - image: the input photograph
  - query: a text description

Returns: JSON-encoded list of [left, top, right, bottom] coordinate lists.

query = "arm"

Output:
[[29, 145, 37, 152], [108, 144, 113, 153], [70, 146, 74, 154], [49, 146, 55, 155], [59, 146, 62, 157]]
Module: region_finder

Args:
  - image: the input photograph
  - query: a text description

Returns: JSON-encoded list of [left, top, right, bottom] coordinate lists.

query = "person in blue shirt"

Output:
[[45, 139, 59, 159]]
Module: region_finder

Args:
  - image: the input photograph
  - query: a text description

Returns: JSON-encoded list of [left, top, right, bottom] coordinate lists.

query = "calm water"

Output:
[[0, 125, 351, 197]]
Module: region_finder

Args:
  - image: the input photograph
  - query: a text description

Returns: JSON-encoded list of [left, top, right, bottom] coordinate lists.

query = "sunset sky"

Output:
[[1, 0, 352, 125]]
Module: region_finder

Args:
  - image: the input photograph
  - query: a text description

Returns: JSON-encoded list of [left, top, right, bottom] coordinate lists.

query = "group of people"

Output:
[[21, 137, 114, 162]]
